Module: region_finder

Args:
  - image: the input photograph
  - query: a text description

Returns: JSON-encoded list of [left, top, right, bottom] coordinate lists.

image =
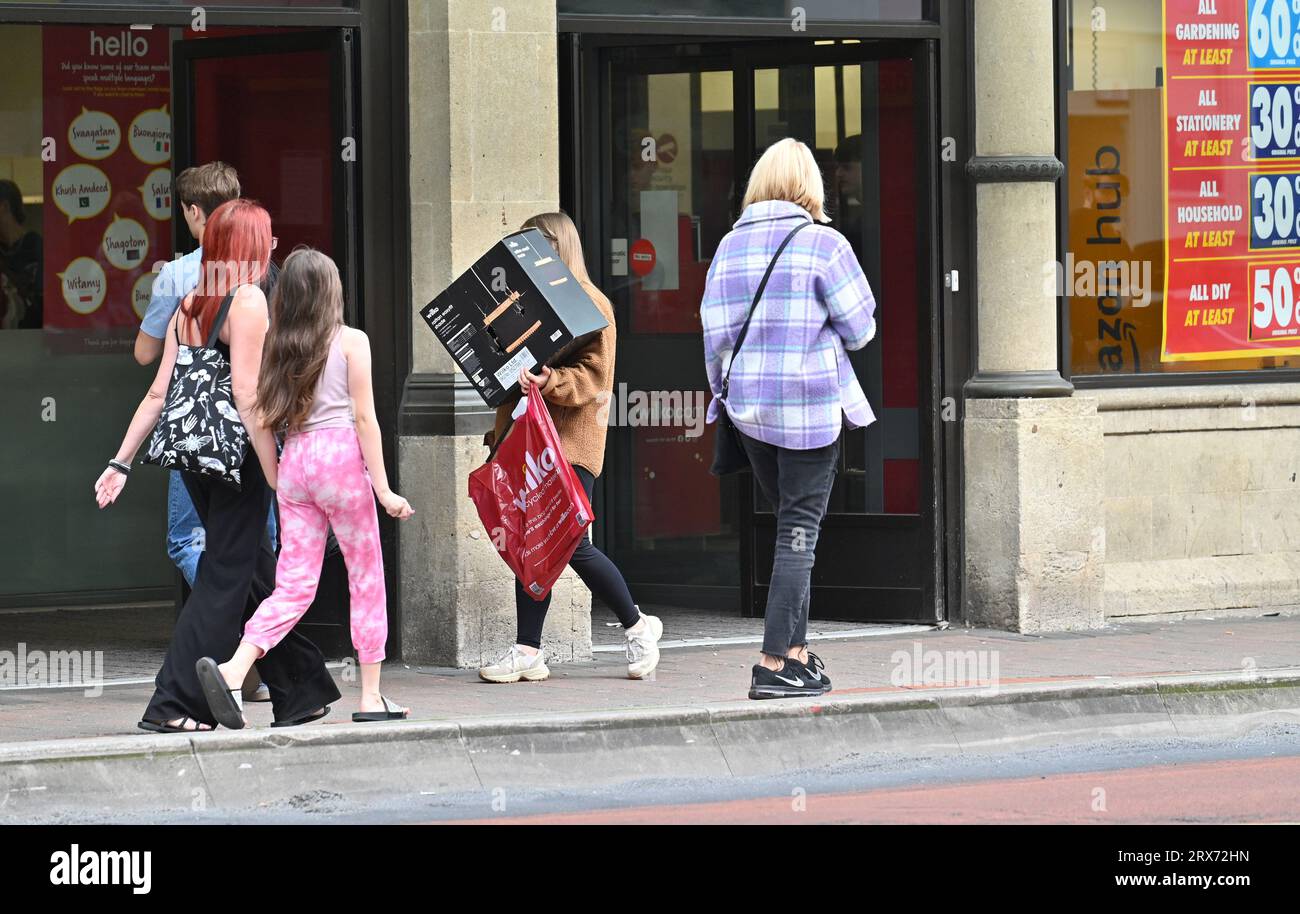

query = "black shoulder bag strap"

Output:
[[720, 220, 813, 402], [204, 288, 240, 349]]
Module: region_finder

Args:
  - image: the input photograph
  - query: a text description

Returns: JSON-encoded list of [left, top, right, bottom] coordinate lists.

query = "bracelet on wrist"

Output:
[[108, 459, 132, 477]]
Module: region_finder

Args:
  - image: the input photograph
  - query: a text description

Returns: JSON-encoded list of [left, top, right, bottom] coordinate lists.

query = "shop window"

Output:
[[0, 18, 337, 605], [0, 23, 174, 601], [1064, 0, 1300, 377]]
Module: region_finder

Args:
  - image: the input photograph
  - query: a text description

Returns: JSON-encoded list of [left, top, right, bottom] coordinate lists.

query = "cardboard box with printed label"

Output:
[[419, 229, 610, 408]]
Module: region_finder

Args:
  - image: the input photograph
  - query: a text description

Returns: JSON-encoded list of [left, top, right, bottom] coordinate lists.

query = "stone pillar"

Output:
[[399, 0, 591, 667], [962, 0, 1105, 631]]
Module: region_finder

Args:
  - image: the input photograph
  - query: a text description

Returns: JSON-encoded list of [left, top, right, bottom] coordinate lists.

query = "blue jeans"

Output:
[[167, 470, 278, 586]]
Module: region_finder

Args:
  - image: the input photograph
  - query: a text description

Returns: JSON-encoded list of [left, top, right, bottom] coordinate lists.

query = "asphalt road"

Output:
[[105, 722, 1300, 825], [448, 755, 1300, 825]]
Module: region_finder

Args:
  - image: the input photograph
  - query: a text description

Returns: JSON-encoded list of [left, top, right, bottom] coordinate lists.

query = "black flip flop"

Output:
[[271, 706, 330, 728], [195, 657, 245, 730], [352, 694, 409, 723], [138, 717, 214, 734]]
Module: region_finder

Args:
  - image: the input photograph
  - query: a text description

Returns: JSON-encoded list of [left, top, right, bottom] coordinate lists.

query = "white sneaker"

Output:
[[626, 613, 663, 680], [243, 682, 271, 703], [479, 645, 550, 683]]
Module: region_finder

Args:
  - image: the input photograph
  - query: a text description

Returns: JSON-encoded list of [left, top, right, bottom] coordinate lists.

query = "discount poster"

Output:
[[42, 26, 172, 332]]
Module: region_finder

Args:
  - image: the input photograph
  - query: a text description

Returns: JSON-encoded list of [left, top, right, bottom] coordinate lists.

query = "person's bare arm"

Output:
[[94, 313, 181, 507], [226, 285, 280, 489], [133, 329, 164, 366], [343, 328, 412, 519]]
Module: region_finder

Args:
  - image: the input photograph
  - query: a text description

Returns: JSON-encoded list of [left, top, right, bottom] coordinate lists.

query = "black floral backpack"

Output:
[[143, 290, 250, 489]]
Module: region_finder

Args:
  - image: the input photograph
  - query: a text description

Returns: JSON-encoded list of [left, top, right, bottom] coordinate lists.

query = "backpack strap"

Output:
[[721, 220, 812, 402]]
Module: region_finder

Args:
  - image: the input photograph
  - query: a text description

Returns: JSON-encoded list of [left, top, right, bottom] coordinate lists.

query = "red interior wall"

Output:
[[186, 32, 333, 258], [878, 58, 920, 515]]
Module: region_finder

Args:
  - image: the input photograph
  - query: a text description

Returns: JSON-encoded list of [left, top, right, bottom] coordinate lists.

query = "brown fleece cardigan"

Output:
[[489, 280, 616, 477]]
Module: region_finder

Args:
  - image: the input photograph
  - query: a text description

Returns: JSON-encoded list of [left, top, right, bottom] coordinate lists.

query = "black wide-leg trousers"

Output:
[[142, 455, 341, 728]]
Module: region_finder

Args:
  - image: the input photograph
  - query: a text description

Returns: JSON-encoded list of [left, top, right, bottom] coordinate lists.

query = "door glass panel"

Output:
[[188, 45, 335, 258], [750, 56, 921, 516], [603, 52, 737, 602]]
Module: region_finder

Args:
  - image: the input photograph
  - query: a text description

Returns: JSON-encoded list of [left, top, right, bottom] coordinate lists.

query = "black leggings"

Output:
[[516, 466, 639, 649]]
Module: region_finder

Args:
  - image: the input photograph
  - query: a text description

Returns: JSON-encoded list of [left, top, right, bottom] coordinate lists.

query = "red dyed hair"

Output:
[[180, 198, 272, 343]]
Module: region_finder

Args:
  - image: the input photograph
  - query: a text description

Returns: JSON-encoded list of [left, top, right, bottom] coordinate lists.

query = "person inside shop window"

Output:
[[831, 134, 864, 261], [0, 179, 43, 330]]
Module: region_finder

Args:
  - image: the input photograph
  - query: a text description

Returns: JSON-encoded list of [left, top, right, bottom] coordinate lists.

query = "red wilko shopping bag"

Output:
[[468, 385, 594, 599]]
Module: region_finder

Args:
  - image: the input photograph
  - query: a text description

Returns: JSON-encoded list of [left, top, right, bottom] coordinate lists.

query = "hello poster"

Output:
[[42, 26, 172, 331]]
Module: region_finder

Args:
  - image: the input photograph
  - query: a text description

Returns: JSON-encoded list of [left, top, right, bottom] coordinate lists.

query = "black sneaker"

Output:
[[748, 661, 825, 700], [802, 651, 832, 692]]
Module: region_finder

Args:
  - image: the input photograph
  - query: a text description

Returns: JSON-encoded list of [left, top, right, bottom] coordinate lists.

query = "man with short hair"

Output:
[[135, 161, 241, 365]]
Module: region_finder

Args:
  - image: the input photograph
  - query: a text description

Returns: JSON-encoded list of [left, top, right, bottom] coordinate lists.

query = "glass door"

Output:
[[171, 27, 358, 655], [594, 44, 741, 610], [737, 40, 941, 623], [586, 38, 941, 623]]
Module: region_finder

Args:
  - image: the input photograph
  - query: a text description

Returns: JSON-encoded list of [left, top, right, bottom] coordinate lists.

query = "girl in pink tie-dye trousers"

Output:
[[195, 248, 415, 729]]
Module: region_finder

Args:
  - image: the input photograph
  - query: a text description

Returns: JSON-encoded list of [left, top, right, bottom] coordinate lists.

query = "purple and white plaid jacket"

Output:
[[701, 200, 877, 450]]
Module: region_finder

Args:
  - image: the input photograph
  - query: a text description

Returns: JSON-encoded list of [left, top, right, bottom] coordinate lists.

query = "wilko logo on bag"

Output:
[[469, 386, 594, 600], [513, 447, 558, 511]]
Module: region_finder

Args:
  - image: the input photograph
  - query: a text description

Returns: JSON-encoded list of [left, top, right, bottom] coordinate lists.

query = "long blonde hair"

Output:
[[521, 211, 592, 284], [741, 137, 827, 222], [257, 247, 344, 433]]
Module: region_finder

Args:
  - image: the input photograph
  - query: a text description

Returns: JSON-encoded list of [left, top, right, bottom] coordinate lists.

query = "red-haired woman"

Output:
[[94, 199, 340, 732]]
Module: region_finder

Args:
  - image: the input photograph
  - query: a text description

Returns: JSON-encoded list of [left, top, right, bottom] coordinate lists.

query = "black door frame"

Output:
[[732, 39, 943, 625], [171, 28, 358, 656], [561, 7, 968, 625]]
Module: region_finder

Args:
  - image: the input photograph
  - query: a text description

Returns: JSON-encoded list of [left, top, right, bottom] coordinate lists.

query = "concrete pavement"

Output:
[[1, 615, 1298, 820]]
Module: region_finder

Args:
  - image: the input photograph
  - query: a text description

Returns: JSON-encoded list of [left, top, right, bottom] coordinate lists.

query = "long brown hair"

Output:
[[521, 212, 592, 285], [257, 247, 344, 433]]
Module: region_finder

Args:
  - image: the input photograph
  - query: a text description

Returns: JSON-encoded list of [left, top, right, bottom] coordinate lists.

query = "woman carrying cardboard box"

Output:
[[479, 212, 664, 684]]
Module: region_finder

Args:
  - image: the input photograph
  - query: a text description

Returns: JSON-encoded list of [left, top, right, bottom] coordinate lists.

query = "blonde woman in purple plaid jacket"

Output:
[[701, 138, 877, 701]]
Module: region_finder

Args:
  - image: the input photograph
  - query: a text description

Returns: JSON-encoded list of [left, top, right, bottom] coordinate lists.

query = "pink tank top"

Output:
[[298, 327, 355, 434]]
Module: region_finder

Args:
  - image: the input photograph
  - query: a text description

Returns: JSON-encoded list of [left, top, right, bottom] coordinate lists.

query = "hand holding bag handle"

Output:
[[709, 220, 813, 476]]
